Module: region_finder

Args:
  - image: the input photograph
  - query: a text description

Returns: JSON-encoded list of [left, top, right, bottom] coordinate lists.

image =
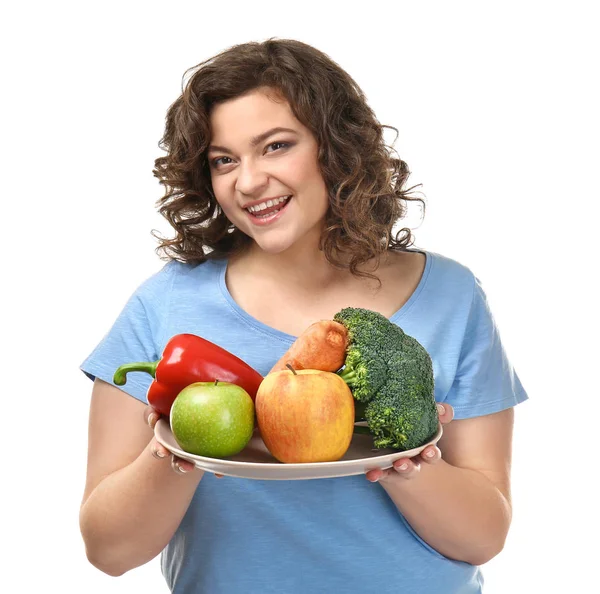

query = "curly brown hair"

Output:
[[152, 38, 424, 278]]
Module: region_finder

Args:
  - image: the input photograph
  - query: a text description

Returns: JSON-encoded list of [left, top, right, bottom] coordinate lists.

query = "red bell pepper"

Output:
[[113, 333, 263, 416]]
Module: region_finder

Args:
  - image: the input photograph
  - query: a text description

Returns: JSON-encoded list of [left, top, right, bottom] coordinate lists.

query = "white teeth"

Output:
[[247, 196, 290, 213]]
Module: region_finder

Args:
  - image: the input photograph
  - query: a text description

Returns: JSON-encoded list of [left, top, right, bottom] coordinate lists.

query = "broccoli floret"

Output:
[[335, 307, 401, 401], [334, 307, 438, 450]]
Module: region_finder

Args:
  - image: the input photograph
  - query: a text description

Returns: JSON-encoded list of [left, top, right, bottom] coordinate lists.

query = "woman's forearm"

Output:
[[80, 441, 203, 576], [380, 459, 512, 565]]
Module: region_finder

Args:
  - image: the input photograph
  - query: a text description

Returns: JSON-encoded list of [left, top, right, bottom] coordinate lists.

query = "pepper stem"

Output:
[[286, 363, 298, 375], [214, 379, 219, 386], [113, 360, 159, 386]]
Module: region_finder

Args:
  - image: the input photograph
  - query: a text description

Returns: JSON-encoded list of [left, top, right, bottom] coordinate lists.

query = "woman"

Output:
[[79, 39, 527, 593]]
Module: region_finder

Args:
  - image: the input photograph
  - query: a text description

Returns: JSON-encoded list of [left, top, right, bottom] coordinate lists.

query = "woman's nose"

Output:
[[235, 160, 269, 196]]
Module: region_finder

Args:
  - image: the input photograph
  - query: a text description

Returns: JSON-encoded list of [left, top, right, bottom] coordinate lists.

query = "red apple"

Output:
[[255, 367, 355, 463]]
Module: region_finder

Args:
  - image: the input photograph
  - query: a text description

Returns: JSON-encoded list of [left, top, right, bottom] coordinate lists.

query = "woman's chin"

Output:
[[252, 238, 294, 255], [246, 225, 322, 257], [248, 230, 305, 256]]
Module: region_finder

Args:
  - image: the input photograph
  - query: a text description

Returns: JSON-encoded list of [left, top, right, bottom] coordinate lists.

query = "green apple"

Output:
[[170, 381, 255, 458]]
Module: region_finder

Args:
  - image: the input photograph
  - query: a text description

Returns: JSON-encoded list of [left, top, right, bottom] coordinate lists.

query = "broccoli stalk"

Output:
[[334, 307, 439, 451]]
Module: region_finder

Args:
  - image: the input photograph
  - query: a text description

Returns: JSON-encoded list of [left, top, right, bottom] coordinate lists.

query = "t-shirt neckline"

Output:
[[215, 249, 433, 342]]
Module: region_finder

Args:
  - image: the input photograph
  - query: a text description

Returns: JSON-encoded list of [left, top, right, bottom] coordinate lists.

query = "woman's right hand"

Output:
[[145, 406, 197, 474]]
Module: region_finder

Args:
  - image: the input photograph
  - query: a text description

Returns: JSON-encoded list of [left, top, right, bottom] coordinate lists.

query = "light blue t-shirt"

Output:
[[81, 249, 528, 593]]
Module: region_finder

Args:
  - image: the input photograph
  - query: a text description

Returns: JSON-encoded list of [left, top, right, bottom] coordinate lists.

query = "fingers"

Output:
[[437, 402, 454, 424], [366, 460, 419, 483], [367, 445, 442, 483], [420, 445, 442, 464], [150, 438, 196, 474], [365, 468, 388, 483], [150, 437, 169, 459], [170, 455, 195, 474], [391, 457, 421, 478], [366, 458, 419, 482], [145, 405, 161, 430]]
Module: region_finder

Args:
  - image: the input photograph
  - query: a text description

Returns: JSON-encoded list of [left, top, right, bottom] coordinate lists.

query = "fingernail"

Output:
[[369, 475, 380, 483], [176, 463, 188, 473], [436, 404, 445, 416], [148, 413, 158, 428], [397, 463, 409, 471], [425, 449, 435, 458], [152, 448, 165, 459]]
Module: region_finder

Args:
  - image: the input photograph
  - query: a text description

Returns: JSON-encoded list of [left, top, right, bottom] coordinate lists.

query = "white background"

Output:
[[2, 1, 598, 592]]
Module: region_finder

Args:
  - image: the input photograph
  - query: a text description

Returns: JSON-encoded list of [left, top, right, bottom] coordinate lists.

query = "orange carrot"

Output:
[[269, 320, 348, 374]]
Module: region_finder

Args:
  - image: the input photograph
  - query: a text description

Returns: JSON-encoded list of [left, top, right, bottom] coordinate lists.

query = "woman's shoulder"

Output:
[[388, 248, 476, 287], [146, 257, 223, 285], [131, 258, 224, 306], [393, 248, 479, 306], [421, 249, 477, 283]]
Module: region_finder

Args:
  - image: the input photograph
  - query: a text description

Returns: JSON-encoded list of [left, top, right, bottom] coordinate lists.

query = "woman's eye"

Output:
[[266, 141, 290, 153], [211, 142, 290, 168], [212, 156, 233, 167]]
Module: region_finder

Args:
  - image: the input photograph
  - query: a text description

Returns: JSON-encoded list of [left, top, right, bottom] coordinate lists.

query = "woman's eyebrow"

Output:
[[208, 127, 299, 154]]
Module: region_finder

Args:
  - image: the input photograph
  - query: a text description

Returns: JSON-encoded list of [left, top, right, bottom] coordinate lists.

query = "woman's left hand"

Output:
[[365, 402, 454, 483]]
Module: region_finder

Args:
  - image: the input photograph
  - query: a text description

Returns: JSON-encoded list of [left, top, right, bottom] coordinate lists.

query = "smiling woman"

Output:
[[152, 39, 422, 279], [79, 38, 528, 594], [206, 88, 330, 254]]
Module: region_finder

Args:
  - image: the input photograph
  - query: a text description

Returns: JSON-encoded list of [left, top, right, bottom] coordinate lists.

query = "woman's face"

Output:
[[208, 88, 329, 255]]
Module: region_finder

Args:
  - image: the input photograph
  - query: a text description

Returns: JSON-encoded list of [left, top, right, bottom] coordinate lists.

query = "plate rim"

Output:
[[154, 418, 443, 470]]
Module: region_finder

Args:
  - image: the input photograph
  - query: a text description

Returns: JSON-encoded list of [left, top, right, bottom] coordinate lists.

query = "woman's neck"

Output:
[[231, 240, 347, 291]]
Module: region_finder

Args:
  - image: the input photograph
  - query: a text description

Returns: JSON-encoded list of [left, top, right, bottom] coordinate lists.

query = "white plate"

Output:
[[154, 419, 443, 480]]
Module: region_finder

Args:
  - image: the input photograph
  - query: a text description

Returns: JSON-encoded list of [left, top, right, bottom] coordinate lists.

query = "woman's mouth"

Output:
[[244, 195, 292, 224]]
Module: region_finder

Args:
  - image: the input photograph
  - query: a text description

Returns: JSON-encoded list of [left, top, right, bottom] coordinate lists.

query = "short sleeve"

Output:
[[79, 265, 173, 404], [446, 275, 528, 419]]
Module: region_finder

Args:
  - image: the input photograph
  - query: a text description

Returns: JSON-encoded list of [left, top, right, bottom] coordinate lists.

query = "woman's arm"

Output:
[[366, 405, 514, 566], [79, 379, 203, 576]]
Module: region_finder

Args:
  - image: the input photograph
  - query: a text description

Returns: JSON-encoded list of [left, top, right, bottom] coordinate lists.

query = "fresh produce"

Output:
[[255, 366, 355, 463], [170, 381, 255, 457], [113, 333, 263, 417], [269, 320, 348, 374], [334, 307, 438, 451]]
